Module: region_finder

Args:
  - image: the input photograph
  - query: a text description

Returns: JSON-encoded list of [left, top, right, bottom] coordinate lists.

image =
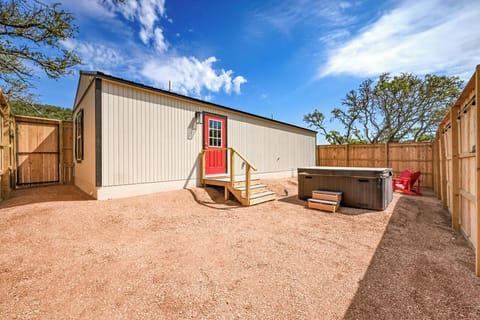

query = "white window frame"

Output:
[[208, 119, 222, 147]]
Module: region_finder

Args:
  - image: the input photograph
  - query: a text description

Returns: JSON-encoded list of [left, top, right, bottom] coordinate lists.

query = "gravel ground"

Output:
[[0, 179, 479, 319]]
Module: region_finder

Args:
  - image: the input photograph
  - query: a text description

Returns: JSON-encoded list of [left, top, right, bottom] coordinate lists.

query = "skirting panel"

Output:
[[94, 169, 298, 200]]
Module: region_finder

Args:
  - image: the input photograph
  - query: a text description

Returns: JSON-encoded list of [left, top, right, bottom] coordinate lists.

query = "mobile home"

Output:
[[73, 71, 316, 203]]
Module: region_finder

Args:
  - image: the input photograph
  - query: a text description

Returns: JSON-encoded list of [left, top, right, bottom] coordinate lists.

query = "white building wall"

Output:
[[97, 79, 315, 199], [73, 82, 97, 198], [101, 80, 202, 188], [227, 114, 315, 177]]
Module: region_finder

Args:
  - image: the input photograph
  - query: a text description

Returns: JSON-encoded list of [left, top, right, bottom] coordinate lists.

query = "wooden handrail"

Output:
[[200, 147, 257, 172], [229, 147, 257, 171], [200, 147, 257, 205]]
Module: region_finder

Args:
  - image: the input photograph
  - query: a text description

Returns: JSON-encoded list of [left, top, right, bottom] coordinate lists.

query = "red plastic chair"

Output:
[[392, 170, 422, 195]]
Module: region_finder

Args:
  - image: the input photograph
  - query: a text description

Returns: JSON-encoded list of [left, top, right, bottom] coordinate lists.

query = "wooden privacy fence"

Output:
[[435, 64, 480, 276], [0, 91, 15, 200], [316, 142, 433, 187], [15, 115, 74, 186]]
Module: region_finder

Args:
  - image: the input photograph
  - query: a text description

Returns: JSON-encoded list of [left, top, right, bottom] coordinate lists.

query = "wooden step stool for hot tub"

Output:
[[307, 190, 342, 213]]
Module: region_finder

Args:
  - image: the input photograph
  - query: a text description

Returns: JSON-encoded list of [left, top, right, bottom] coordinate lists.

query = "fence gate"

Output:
[[15, 116, 74, 186], [16, 117, 60, 185], [16, 117, 59, 186]]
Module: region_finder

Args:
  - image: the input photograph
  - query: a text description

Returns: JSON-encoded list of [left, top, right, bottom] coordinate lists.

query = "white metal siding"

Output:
[[101, 81, 202, 186], [100, 80, 315, 187], [228, 115, 315, 176], [73, 82, 97, 196]]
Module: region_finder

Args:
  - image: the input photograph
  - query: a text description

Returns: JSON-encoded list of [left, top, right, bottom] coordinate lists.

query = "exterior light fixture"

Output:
[[195, 111, 203, 124]]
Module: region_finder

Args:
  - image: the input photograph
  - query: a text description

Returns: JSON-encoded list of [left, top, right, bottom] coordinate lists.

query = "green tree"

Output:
[[0, 0, 80, 101], [10, 100, 72, 120], [304, 73, 463, 144]]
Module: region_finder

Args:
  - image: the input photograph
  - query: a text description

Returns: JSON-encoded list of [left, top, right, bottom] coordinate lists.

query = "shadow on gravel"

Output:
[[0, 185, 93, 209], [277, 195, 306, 205], [185, 187, 241, 210], [279, 195, 375, 216], [343, 192, 480, 319]]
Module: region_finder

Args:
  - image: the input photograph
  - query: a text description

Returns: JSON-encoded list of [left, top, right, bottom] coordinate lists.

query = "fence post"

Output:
[[345, 144, 349, 167], [440, 128, 448, 208], [475, 65, 480, 276], [435, 140, 441, 198], [59, 120, 64, 184], [451, 105, 460, 231], [432, 139, 438, 196], [385, 142, 389, 168]]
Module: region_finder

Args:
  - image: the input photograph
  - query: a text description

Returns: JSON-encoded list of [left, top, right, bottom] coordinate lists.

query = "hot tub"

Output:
[[298, 166, 393, 210]]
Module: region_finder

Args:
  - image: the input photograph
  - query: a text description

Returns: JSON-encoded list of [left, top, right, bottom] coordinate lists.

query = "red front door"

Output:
[[204, 113, 227, 175]]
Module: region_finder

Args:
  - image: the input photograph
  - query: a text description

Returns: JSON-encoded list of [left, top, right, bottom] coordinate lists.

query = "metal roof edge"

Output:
[[79, 70, 317, 135]]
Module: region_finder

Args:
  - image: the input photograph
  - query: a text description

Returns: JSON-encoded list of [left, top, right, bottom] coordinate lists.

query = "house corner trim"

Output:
[[95, 78, 102, 187]]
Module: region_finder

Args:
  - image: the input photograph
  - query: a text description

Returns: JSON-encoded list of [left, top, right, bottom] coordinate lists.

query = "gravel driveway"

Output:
[[0, 179, 479, 319]]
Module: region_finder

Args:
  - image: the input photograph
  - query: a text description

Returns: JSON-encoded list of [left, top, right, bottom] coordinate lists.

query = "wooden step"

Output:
[[203, 176, 275, 206], [235, 184, 268, 197], [204, 174, 229, 179], [307, 198, 340, 213], [233, 179, 261, 189], [312, 190, 342, 202], [249, 191, 276, 206]]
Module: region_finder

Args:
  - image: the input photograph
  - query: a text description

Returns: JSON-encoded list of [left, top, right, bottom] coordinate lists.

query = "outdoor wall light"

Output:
[[195, 111, 203, 124]]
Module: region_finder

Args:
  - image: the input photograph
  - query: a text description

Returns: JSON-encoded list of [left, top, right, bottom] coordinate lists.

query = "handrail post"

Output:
[[201, 150, 206, 185], [229, 148, 235, 187], [246, 164, 251, 202]]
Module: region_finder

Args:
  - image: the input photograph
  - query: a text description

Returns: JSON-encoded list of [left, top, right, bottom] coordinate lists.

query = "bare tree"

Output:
[[304, 73, 463, 144]]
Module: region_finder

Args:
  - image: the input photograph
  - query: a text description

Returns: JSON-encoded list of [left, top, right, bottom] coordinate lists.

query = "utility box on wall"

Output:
[[298, 166, 393, 210]]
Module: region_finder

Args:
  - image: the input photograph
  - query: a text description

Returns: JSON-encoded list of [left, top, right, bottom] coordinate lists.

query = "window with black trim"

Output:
[[75, 109, 84, 161]]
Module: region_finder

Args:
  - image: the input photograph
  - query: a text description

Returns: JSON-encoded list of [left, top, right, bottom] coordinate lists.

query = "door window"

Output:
[[208, 119, 222, 147]]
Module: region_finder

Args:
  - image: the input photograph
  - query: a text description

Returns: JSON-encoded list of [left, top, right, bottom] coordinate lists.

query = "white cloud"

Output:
[[153, 28, 168, 52], [255, 0, 357, 35], [113, 0, 139, 20], [233, 76, 247, 94], [320, 0, 480, 78], [62, 39, 123, 70], [60, 0, 247, 98], [319, 29, 351, 46], [113, 0, 167, 52], [56, 0, 115, 19], [59, 0, 168, 51], [140, 56, 247, 96]]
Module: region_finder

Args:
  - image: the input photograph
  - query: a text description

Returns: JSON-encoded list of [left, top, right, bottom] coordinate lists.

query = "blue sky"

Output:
[[35, 0, 480, 143]]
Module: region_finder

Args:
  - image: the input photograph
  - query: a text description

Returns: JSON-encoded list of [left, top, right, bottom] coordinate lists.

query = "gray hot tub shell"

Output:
[[298, 166, 393, 210]]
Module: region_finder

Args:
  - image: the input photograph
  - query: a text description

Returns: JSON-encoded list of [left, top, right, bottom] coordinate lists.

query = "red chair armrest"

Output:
[[393, 177, 411, 184]]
